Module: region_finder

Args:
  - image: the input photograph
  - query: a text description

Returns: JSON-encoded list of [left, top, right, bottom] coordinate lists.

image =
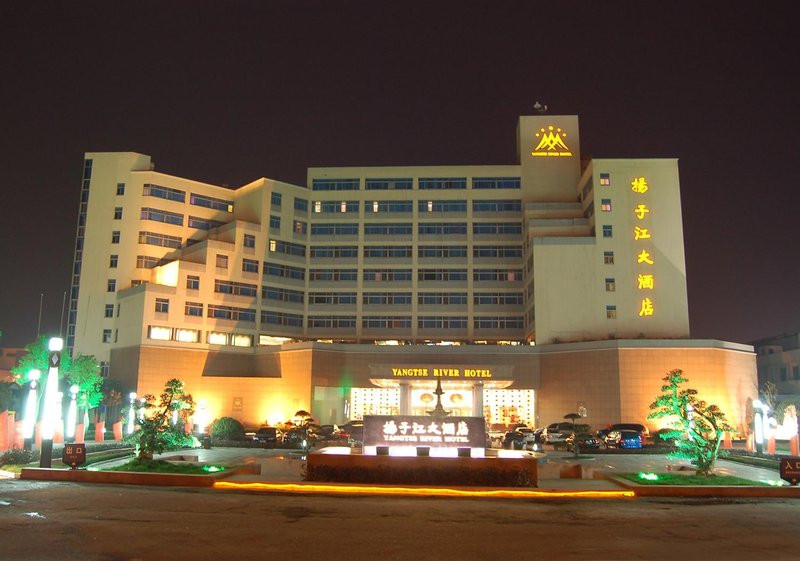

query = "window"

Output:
[[242, 259, 259, 273], [107, 279, 116, 292], [143, 184, 186, 202], [185, 302, 203, 317], [472, 200, 522, 212], [149, 326, 172, 341], [601, 199, 612, 212], [365, 178, 412, 190], [605, 278, 616, 292], [141, 207, 184, 226], [473, 293, 523, 306], [310, 246, 358, 258], [109, 255, 118, 268], [364, 269, 413, 282], [188, 216, 226, 230], [420, 246, 468, 258], [243, 234, 256, 248], [264, 263, 306, 280], [310, 269, 359, 282], [116, 183, 125, 195], [309, 292, 358, 305], [606, 305, 617, 319], [418, 223, 467, 235], [269, 215, 281, 229], [138, 231, 182, 249], [102, 329, 113, 343], [419, 178, 467, 190], [294, 197, 308, 212], [474, 317, 524, 329], [362, 316, 412, 329], [366, 224, 414, 235], [418, 316, 468, 329], [261, 311, 304, 327], [311, 224, 359, 236], [794, 366, 800, 380], [111, 231, 120, 244], [363, 246, 413, 258], [473, 223, 522, 235], [269, 239, 306, 257], [599, 173, 611, 186], [307, 316, 357, 328], [271, 192, 282, 206], [311, 179, 360, 191], [215, 280, 258, 297], [104, 304, 114, 318], [190, 193, 233, 212], [419, 269, 468, 281], [781, 367, 788, 382], [114, 207, 123, 219], [293, 220, 307, 234], [418, 293, 468, 305], [100, 361, 110, 377], [313, 200, 360, 213], [602, 225, 613, 238], [472, 177, 521, 189], [155, 298, 169, 313], [603, 251, 615, 265], [216, 254, 228, 269], [186, 275, 200, 290], [362, 293, 412, 305], [207, 305, 256, 322], [472, 246, 522, 258], [263, 286, 305, 303], [419, 200, 467, 213], [136, 255, 159, 269]]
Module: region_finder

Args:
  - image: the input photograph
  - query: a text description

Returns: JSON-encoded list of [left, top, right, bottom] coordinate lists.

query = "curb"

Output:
[[600, 472, 800, 498]]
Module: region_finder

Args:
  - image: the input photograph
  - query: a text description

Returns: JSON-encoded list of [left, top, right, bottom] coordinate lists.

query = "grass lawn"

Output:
[[105, 459, 226, 475], [617, 472, 772, 486]]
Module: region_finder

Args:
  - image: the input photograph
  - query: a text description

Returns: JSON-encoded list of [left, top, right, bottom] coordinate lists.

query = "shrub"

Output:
[[211, 417, 245, 442], [0, 447, 39, 466], [652, 428, 678, 446]]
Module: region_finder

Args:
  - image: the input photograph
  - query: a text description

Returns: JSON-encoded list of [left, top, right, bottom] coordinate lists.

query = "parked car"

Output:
[[254, 427, 283, 445], [487, 423, 508, 447], [502, 430, 527, 450], [597, 423, 649, 442], [565, 432, 601, 452], [340, 421, 364, 447], [283, 427, 316, 449], [542, 422, 573, 444], [604, 429, 643, 449]]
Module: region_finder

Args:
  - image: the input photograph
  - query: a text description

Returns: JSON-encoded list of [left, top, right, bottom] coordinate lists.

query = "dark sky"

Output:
[[1, 2, 797, 348]]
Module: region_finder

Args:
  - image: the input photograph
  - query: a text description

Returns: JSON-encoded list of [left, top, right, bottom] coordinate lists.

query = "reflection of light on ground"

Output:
[[213, 481, 634, 499]]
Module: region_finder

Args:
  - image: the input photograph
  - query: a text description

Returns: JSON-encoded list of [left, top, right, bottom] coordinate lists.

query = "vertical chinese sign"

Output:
[[631, 177, 655, 317]]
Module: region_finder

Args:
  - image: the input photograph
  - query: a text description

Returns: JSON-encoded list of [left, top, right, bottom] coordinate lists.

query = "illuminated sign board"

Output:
[[780, 456, 800, 486], [531, 125, 572, 157], [631, 176, 655, 317], [391, 367, 492, 379], [363, 415, 486, 448], [62, 443, 86, 469]]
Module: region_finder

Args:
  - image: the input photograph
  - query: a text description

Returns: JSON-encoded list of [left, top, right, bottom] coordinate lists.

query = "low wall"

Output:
[[306, 452, 538, 487]]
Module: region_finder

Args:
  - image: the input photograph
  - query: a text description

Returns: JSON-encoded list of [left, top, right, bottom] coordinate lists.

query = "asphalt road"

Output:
[[2, 478, 800, 561]]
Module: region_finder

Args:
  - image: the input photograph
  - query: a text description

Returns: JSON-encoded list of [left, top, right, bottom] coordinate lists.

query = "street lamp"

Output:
[[39, 337, 64, 468], [66, 385, 79, 439], [22, 369, 41, 447], [753, 399, 770, 455], [127, 392, 137, 435]]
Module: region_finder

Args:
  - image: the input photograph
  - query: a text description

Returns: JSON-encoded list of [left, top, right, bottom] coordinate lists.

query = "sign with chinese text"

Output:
[[363, 415, 486, 448], [779, 456, 800, 485], [62, 443, 86, 469], [631, 176, 655, 317]]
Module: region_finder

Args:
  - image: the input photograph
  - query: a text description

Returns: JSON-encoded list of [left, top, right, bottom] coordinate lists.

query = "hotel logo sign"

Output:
[[364, 415, 486, 448], [532, 125, 572, 157]]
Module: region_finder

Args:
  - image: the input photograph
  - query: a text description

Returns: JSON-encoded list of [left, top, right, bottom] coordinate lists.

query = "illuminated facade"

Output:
[[67, 115, 756, 431]]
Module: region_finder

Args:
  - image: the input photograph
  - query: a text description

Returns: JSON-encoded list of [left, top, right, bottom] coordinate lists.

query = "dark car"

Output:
[[254, 427, 283, 445], [283, 427, 315, 449], [597, 423, 648, 441], [339, 421, 364, 447], [502, 430, 526, 450], [565, 432, 601, 452], [604, 429, 643, 449]]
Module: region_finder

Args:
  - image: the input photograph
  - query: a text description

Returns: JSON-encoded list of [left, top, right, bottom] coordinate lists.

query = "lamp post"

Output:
[[22, 369, 41, 450], [753, 399, 769, 455], [39, 337, 63, 468], [66, 385, 79, 439], [127, 392, 137, 435]]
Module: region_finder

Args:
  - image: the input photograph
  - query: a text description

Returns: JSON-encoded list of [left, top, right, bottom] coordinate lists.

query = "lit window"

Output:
[[602, 225, 613, 238], [109, 255, 118, 268], [102, 329, 112, 343], [232, 334, 253, 347], [148, 326, 171, 341], [155, 298, 169, 313], [216, 254, 228, 269], [599, 173, 611, 186], [601, 199, 612, 212], [111, 231, 120, 244], [114, 207, 123, 219], [605, 278, 616, 292], [104, 304, 114, 318], [175, 328, 199, 343], [208, 331, 228, 345], [606, 305, 617, 319], [186, 275, 200, 290], [603, 251, 614, 265], [294, 220, 307, 234]]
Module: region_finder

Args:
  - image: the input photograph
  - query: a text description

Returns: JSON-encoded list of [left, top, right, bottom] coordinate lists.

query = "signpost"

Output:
[[779, 456, 800, 486], [63, 443, 87, 469]]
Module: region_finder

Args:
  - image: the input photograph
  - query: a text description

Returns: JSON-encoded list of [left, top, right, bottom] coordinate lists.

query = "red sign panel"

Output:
[[779, 456, 800, 486]]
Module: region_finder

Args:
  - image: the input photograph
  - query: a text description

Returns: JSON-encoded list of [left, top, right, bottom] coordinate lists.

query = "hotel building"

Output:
[[67, 115, 757, 431]]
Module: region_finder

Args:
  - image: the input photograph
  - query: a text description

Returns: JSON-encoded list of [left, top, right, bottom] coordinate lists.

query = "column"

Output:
[[399, 381, 410, 415], [472, 381, 484, 419]]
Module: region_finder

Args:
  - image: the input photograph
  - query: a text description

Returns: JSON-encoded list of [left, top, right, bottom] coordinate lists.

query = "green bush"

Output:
[[0, 447, 39, 466], [211, 417, 245, 442]]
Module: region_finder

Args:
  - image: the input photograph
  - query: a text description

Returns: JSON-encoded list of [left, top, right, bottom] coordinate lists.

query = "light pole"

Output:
[[753, 399, 769, 455], [22, 369, 41, 450], [66, 385, 79, 439], [39, 337, 63, 468], [127, 392, 137, 435]]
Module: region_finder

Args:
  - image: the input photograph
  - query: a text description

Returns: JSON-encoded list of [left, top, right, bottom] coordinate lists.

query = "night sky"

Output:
[[1, 2, 797, 348]]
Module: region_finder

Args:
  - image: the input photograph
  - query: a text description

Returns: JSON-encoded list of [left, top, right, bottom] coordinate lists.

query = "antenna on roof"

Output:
[[534, 101, 548, 114]]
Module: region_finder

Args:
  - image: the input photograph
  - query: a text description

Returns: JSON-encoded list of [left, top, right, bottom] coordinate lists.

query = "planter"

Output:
[[94, 421, 105, 442], [112, 422, 123, 441]]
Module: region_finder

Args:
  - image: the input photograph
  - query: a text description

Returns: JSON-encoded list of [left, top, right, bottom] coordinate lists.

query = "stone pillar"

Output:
[[95, 421, 105, 442], [790, 435, 799, 456], [472, 382, 484, 419], [767, 437, 776, 455], [112, 421, 123, 441], [398, 381, 411, 415]]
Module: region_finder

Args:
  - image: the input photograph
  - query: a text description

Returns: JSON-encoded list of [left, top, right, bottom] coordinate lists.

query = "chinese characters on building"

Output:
[[631, 177, 654, 317]]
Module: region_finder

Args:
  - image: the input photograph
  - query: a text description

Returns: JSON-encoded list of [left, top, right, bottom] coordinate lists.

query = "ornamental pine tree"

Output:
[[648, 369, 733, 476], [127, 379, 196, 460]]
